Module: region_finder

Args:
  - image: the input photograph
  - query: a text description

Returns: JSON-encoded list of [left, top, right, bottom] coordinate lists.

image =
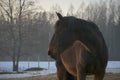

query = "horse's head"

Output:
[[48, 13, 79, 59], [48, 33, 59, 60]]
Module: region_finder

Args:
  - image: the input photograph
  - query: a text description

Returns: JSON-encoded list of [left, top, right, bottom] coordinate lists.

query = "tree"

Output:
[[76, 2, 86, 19], [67, 4, 74, 16], [0, 0, 35, 72]]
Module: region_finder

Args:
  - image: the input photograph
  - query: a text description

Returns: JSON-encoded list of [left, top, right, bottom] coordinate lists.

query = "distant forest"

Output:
[[0, 0, 120, 61]]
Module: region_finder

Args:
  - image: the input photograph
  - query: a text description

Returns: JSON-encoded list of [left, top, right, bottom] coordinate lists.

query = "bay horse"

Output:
[[48, 13, 108, 80]]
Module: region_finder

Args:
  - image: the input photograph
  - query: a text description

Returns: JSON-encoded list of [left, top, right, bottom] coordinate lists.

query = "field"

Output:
[[0, 61, 120, 80], [1, 73, 120, 80], [0, 61, 120, 72]]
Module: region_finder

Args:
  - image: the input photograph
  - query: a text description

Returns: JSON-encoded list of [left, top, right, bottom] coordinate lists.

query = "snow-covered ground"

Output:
[[0, 61, 56, 79], [107, 61, 120, 68], [0, 69, 56, 79], [0, 61, 120, 72], [0, 61, 120, 79], [0, 61, 56, 72]]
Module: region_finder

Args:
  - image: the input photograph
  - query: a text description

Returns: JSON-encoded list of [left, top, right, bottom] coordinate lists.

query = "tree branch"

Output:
[[0, 3, 11, 18]]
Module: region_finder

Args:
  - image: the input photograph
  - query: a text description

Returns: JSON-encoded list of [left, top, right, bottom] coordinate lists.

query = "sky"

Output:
[[35, 0, 94, 14]]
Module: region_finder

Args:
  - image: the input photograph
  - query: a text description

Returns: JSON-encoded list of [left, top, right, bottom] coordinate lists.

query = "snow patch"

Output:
[[0, 69, 56, 79]]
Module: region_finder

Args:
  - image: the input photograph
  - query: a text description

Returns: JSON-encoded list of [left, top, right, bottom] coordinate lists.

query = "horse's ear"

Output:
[[56, 12, 63, 20]]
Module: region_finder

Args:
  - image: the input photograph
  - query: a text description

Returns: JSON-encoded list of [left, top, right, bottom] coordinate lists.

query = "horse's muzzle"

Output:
[[48, 50, 56, 60]]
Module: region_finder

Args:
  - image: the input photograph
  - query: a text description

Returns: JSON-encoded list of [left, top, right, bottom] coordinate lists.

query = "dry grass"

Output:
[[1, 73, 120, 80]]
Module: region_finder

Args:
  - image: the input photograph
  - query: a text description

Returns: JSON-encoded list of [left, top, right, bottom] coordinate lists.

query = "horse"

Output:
[[48, 13, 108, 80]]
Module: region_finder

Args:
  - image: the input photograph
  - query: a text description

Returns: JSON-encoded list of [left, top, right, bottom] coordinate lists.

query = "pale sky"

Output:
[[35, 0, 94, 14], [34, 0, 119, 14]]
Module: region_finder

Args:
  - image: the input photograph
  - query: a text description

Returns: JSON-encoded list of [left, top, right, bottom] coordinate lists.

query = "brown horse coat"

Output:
[[48, 13, 108, 80], [61, 40, 90, 76]]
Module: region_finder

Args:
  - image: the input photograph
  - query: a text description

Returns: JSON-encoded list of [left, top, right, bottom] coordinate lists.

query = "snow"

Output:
[[0, 61, 56, 72], [0, 61, 120, 72], [0, 61, 120, 79], [0, 69, 56, 79], [106, 61, 120, 68]]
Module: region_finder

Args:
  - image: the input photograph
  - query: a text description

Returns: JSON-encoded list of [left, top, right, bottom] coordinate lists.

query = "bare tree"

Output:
[[50, 4, 63, 14], [14, 0, 25, 72], [76, 2, 86, 19], [67, 4, 74, 16], [0, 0, 34, 72], [0, 0, 16, 71]]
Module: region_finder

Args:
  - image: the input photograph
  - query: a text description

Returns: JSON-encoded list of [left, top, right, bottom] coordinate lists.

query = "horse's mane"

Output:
[[54, 16, 100, 34]]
